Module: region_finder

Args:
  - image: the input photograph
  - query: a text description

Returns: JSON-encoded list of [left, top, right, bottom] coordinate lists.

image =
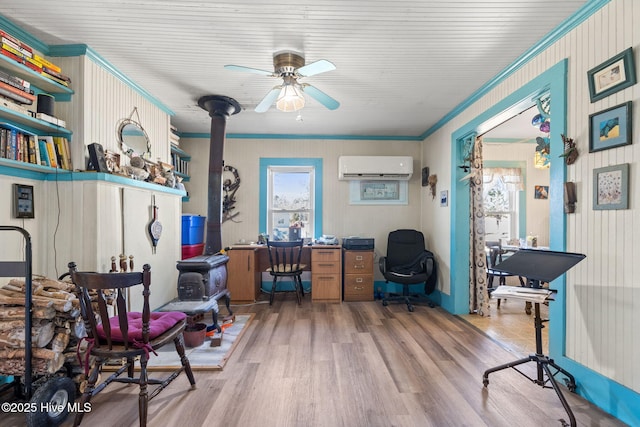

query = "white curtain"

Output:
[[483, 167, 524, 191]]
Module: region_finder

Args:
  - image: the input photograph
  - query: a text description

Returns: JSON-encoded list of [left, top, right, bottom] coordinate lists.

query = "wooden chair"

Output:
[[68, 262, 196, 427], [265, 239, 305, 305]]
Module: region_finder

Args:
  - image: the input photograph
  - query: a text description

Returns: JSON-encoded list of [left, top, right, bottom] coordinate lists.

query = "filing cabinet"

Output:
[[343, 249, 374, 301], [311, 246, 342, 302]]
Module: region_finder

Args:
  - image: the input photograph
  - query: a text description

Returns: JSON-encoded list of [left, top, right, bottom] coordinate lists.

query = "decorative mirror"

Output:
[[117, 107, 151, 159]]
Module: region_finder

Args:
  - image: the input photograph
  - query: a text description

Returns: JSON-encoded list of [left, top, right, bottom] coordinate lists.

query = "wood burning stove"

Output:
[[174, 95, 241, 328]]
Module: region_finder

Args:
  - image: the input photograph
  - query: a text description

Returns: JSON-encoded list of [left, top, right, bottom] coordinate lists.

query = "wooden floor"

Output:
[[5, 294, 626, 427], [459, 297, 549, 356]]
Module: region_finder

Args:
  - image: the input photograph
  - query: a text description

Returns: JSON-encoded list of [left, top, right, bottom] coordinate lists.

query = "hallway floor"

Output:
[[459, 297, 549, 357]]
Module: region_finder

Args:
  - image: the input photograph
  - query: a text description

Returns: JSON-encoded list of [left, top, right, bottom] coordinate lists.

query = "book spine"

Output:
[[0, 47, 41, 72], [40, 71, 69, 87], [0, 69, 32, 93], [42, 66, 70, 83], [24, 56, 42, 71], [0, 81, 36, 101], [0, 47, 38, 73], [17, 132, 23, 162], [33, 54, 61, 73], [44, 136, 57, 168], [38, 138, 50, 166], [0, 97, 31, 115], [0, 128, 6, 158], [53, 136, 68, 170], [1, 37, 32, 59], [27, 134, 36, 163], [0, 30, 33, 56], [63, 137, 72, 170], [0, 85, 34, 105], [31, 135, 41, 166], [1, 42, 28, 60], [9, 129, 17, 160]]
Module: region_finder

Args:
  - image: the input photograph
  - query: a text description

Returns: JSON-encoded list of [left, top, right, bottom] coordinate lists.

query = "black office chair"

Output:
[[265, 239, 305, 305], [379, 229, 437, 312]]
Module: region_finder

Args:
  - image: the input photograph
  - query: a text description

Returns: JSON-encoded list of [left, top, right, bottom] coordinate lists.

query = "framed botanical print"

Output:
[[593, 164, 629, 210]]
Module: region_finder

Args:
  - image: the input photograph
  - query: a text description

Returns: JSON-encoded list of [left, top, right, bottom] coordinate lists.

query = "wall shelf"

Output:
[[0, 104, 72, 137], [0, 54, 74, 95]]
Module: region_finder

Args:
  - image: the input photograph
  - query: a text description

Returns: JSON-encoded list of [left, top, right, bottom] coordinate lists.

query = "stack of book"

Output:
[[170, 124, 180, 146], [0, 122, 73, 170], [0, 67, 35, 107], [1, 30, 71, 87]]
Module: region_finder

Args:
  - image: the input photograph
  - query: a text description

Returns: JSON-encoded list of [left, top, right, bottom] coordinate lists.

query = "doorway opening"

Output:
[[460, 104, 551, 355], [446, 59, 567, 361]]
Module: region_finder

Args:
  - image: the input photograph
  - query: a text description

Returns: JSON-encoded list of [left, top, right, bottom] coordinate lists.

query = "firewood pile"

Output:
[[0, 276, 112, 380]]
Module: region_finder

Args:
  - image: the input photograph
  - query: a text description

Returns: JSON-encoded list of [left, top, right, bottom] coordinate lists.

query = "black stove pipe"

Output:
[[197, 95, 241, 255]]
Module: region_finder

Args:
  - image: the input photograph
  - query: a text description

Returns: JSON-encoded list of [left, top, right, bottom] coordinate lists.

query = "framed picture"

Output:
[[593, 163, 629, 210], [589, 101, 632, 153], [349, 180, 408, 205], [587, 47, 637, 102], [13, 184, 34, 218], [360, 181, 399, 200], [534, 185, 549, 200]]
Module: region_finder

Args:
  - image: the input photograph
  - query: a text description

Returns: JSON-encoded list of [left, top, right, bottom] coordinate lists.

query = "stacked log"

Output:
[[0, 277, 81, 375]]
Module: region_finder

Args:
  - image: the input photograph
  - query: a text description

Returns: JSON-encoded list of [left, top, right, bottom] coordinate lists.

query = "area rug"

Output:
[[146, 313, 254, 371]]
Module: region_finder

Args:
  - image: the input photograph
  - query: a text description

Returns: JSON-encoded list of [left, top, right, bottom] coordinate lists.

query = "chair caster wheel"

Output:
[[564, 379, 576, 392], [407, 304, 414, 312], [382, 300, 388, 306]]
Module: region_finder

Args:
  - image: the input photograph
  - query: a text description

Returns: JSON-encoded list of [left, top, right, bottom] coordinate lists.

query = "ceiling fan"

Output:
[[225, 51, 339, 113]]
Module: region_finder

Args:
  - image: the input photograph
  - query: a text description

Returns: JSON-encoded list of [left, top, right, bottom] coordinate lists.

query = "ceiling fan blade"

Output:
[[296, 59, 336, 77], [224, 64, 274, 76], [302, 84, 340, 110], [255, 86, 282, 113]]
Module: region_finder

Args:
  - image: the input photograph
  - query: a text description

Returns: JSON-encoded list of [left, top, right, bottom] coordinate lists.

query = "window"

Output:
[[483, 167, 523, 243], [259, 158, 323, 241]]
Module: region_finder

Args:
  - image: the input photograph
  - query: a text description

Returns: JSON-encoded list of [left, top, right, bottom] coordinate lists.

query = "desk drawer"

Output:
[[312, 274, 341, 301], [312, 260, 340, 275], [312, 248, 340, 262]]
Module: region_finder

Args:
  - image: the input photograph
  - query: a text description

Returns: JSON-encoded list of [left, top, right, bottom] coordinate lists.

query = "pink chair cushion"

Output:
[[97, 311, 186, 342]]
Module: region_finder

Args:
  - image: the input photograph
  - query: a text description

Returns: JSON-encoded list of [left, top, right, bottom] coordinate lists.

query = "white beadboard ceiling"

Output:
[[1, 1, 589, 138]]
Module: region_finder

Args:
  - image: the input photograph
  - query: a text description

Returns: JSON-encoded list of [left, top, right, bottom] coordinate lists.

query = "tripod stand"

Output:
[[481, 250, 585, 427]]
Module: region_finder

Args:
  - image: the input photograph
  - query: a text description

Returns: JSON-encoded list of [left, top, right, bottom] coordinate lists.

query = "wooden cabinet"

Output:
[[227, 248, 260, 303], [343, 250, 374, 301], [311, 246, 342, 303]]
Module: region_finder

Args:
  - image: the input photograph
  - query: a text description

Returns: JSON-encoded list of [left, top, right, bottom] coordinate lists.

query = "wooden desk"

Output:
[[226, 244, 342, 303]]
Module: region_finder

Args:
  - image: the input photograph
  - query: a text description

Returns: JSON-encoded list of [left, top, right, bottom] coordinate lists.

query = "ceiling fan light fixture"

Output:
[[276, 84, 305, 112]]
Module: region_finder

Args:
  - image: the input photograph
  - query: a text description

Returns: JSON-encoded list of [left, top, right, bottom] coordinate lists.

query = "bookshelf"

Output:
[[0, 54, 73, 95], [171, 144, 190, 202], [0, 44, 73, 173]]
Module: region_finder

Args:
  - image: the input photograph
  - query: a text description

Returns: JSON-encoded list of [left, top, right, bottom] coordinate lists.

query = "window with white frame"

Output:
[[267, 166, 315, 241], [483, 167, 523, 243]]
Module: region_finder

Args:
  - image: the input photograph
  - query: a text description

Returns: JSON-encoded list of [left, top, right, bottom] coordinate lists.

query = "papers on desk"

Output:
[[491, 286, 555, 303]]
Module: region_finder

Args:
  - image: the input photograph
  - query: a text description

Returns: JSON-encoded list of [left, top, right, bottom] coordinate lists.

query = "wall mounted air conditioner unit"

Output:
[[338, 156, 413, 180]]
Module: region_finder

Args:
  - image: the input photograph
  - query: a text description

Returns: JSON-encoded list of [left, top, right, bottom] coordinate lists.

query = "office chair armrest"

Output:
[[379, 256, 388, 274]]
